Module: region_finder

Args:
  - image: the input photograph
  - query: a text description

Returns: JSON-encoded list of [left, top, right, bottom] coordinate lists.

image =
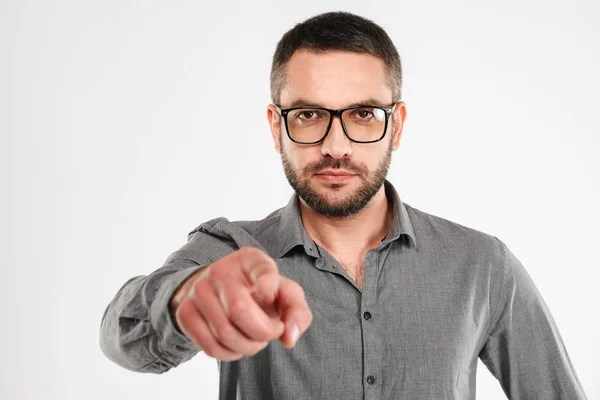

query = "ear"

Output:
[[391, 101, 407, 151], [266, 104, 282, 153]]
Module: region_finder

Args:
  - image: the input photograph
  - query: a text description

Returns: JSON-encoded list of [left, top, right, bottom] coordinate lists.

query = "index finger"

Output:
[[275, 277, 313, 348], [235, 247, 282, 305]]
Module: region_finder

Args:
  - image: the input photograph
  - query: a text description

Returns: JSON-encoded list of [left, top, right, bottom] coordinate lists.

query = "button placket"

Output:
[[361, 250, 381, 398]]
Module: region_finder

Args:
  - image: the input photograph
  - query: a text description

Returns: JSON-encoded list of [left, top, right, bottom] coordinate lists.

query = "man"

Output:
[[99, 11, 587, 399]]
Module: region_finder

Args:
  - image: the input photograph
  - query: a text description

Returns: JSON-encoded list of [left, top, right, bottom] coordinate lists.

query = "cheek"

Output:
[[281, 146, 303, 173], [286, 146, 319, 169], [355, 147, 385, 169]]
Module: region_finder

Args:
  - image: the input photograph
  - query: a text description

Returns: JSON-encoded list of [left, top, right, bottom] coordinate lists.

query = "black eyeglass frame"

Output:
[[274, 104, 397, 144]]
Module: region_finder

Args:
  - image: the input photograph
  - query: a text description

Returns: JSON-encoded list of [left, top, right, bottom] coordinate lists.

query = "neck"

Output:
[[299, 185, 393, 254]]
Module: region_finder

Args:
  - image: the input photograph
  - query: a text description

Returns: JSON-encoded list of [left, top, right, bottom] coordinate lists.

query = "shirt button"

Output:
[[363, 311, 372, 321], [366, 375, 376, 385]]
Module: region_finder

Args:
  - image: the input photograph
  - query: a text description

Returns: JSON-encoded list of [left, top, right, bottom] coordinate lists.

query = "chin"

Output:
[[314, 184, 359, 204], [311, 179, 355, 193]]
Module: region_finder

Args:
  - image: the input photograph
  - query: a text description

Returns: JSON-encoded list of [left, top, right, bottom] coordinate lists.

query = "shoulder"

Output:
[[403, 203, 521, 312], [179, 207, 287, 262], [191, 207, 285, 243], [403, 202, 506, 266]]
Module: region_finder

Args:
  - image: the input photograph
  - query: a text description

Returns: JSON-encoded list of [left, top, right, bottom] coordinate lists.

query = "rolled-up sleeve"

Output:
[[99, 218, 248, 374], [478, 238, 587, 399], [99, 254, 208, 373]]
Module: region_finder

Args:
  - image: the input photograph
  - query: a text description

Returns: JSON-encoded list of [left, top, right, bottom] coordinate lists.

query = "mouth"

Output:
[[313, 169, 358, 183], [314, 169, 357, 176]]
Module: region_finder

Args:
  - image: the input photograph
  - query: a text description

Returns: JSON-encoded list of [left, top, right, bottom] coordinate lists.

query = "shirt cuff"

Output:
[[150, 263, 209, 359]]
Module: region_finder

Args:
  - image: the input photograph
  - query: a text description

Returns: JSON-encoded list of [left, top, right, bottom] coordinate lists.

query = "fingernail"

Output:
[[276, 321, 285, 336], [289, 323, 299, 346]]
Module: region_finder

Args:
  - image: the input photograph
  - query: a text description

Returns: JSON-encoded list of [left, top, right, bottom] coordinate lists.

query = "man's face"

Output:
[[267, 49, 406, 219]]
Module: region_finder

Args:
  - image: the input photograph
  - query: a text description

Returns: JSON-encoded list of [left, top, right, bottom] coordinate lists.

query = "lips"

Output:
[[314, 169, 357, 176], [313, 170, 358, 184]]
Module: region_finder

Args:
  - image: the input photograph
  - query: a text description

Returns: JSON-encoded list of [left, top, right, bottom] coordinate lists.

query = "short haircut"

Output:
[[270, 11, 402, 105]]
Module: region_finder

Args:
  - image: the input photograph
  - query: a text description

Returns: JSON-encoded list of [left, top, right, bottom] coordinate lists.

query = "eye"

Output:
[[299, 111, 317, 119], [347, 107, 386, 122], [349, 108, 375, 120], [292, 109, 327, 122], [356, 110, 373, 119]]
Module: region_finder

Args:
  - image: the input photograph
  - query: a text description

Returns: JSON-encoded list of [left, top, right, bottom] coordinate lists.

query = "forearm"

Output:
[[99, 260, 205, 373]]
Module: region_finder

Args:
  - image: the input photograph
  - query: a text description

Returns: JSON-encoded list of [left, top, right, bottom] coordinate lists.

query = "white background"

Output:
[[1, 0, 599, 399]]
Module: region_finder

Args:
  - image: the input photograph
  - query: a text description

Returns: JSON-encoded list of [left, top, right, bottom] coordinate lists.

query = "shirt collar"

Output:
[[275, 179, 418, 259]]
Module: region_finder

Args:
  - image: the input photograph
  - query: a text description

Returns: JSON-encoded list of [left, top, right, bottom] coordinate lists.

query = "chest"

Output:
[[251, 254, 490, 398], [332, 251, 368, 289]]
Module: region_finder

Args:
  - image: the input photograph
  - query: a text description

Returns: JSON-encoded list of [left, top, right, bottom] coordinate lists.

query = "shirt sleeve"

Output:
[[478, 237, 588, 399], [98, 225, 235, 374], [99, 254, 209, 373]]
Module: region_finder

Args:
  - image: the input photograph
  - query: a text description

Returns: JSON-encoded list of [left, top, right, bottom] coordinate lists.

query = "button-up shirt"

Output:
[[99, 180, 587, 399]]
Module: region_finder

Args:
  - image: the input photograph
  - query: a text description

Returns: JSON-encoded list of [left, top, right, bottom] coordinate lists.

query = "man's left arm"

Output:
[[478, 237, 588, 399]]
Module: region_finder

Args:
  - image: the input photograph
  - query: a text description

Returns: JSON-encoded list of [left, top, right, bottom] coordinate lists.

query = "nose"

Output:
[[320, 115, 352, 159]]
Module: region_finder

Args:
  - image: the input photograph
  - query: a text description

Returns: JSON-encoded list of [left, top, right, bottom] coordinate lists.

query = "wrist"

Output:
[[170, 264, 210, 312]]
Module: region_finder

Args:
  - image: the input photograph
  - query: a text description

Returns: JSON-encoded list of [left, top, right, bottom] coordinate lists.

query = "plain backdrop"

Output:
[[1, 0, 599, 399]]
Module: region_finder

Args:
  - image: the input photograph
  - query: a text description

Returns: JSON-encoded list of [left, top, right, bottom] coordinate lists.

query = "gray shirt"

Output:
[[99, 180, 587, 399]]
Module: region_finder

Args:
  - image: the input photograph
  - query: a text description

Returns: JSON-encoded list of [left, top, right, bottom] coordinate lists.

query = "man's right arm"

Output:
[[99, 253, 211, 374], [99, 218, 313, 373]]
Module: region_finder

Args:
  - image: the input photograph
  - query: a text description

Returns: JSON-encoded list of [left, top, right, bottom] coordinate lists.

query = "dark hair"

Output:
[[270, 11, 402, 105]]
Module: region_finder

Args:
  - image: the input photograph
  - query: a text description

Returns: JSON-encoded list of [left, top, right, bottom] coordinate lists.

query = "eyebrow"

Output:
[[284, 98, 391, 109]]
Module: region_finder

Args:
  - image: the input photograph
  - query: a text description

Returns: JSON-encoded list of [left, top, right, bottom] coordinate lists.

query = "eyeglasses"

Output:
[[275, 104, 396, 144]]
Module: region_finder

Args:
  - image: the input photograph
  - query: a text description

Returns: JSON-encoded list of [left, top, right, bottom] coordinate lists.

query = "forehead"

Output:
[[280, 48, 392, 108]]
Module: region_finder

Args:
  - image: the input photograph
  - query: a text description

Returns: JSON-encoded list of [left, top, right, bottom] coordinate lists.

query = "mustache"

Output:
[[305, 158, 367, 175]]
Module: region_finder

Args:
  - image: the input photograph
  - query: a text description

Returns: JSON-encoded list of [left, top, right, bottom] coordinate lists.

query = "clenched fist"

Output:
[[169, 247, 313, 361]]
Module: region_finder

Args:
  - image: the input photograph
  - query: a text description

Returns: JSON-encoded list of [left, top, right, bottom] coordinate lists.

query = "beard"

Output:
[[280, 133, 393, 219]]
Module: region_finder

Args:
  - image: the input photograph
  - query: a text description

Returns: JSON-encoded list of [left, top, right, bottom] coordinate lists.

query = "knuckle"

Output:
[[286, 279, 305, 296], [215, 324, 236, 343], [249, 325, 272, 341], [264, 253, 278, 267], [228, 298, 250, 319], [203, 345, 216, 358], [206, 263, 227, 280], [255, 272, 277, 291], [190, 279, 209, 297], [265, 259, 278, 272], [256, 328, 273, 342]]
